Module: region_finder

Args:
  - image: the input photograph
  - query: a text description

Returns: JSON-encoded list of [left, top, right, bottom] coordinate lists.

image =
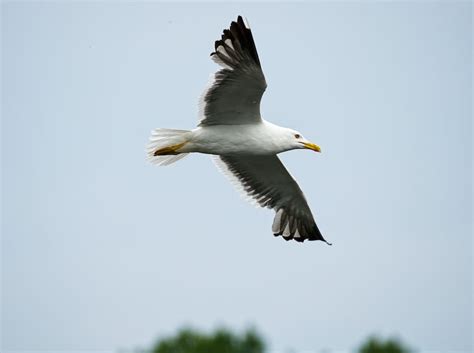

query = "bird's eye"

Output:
[[294, 134, 301, 139]]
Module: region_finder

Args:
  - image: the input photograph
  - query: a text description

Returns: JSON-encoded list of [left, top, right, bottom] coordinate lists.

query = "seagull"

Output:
[[147, 16, 330, 244]]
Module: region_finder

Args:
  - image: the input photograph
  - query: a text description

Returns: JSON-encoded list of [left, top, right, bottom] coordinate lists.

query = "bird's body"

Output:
[[147, 16, 329, 244], [181, 121, 299, 155]]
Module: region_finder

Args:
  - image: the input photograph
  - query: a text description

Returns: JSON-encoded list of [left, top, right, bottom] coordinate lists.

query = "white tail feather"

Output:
[[146, 128, 191, 166]]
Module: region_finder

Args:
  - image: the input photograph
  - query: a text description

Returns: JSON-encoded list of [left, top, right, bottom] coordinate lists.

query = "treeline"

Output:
[[142, 327, 412, 353]]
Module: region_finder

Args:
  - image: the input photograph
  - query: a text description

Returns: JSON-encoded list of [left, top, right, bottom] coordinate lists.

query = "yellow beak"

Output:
[[302, 142, 322, 153]]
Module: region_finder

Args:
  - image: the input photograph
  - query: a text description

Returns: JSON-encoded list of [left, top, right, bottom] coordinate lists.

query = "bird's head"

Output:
[[286, 129, 321, 153]]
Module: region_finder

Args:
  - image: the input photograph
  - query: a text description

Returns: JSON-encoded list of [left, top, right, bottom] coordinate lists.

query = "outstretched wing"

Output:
[[214, 155, 329, 243], [199, 16, 267, 126]]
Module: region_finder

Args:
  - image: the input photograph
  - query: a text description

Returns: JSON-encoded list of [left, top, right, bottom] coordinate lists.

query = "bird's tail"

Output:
[[146, 128, 191, 166]]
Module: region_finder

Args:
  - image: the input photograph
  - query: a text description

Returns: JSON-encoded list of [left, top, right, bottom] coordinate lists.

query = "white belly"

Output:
[[183, 121, 287, 155]]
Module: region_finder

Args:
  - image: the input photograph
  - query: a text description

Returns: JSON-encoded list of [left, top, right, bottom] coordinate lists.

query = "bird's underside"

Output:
[[147, 16, 330, 244]]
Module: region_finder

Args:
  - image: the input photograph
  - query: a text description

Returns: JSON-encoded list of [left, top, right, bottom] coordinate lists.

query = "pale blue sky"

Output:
[[2, 2, 472, 353]]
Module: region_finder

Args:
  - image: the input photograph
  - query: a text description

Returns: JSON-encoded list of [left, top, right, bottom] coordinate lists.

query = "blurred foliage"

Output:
[[358, 336, 412, 353], [150, 327, 265, 353], [146, 327, 413, 353]]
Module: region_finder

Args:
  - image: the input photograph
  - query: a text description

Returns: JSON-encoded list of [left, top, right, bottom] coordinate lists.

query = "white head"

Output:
[[283, 128, 321, 153]]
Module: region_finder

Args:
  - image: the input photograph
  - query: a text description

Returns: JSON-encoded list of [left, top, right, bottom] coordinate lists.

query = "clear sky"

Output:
[[2, 2, 472, 353]]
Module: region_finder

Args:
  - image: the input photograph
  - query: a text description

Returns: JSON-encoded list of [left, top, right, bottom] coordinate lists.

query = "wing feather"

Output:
[[198, 16, 267, 126], [214, 155, 330, 243]]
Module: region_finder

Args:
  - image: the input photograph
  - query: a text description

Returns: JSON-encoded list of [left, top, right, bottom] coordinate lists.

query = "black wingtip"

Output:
[[225, 15, 261, 67]]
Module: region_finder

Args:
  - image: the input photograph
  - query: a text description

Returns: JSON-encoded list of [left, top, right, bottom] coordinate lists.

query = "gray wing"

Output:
[[214, 155, 330, 243], [199, 16, 267, 126]]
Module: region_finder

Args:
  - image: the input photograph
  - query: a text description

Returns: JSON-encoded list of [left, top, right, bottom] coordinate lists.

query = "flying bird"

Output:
[[147, 16, 330, 244]]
